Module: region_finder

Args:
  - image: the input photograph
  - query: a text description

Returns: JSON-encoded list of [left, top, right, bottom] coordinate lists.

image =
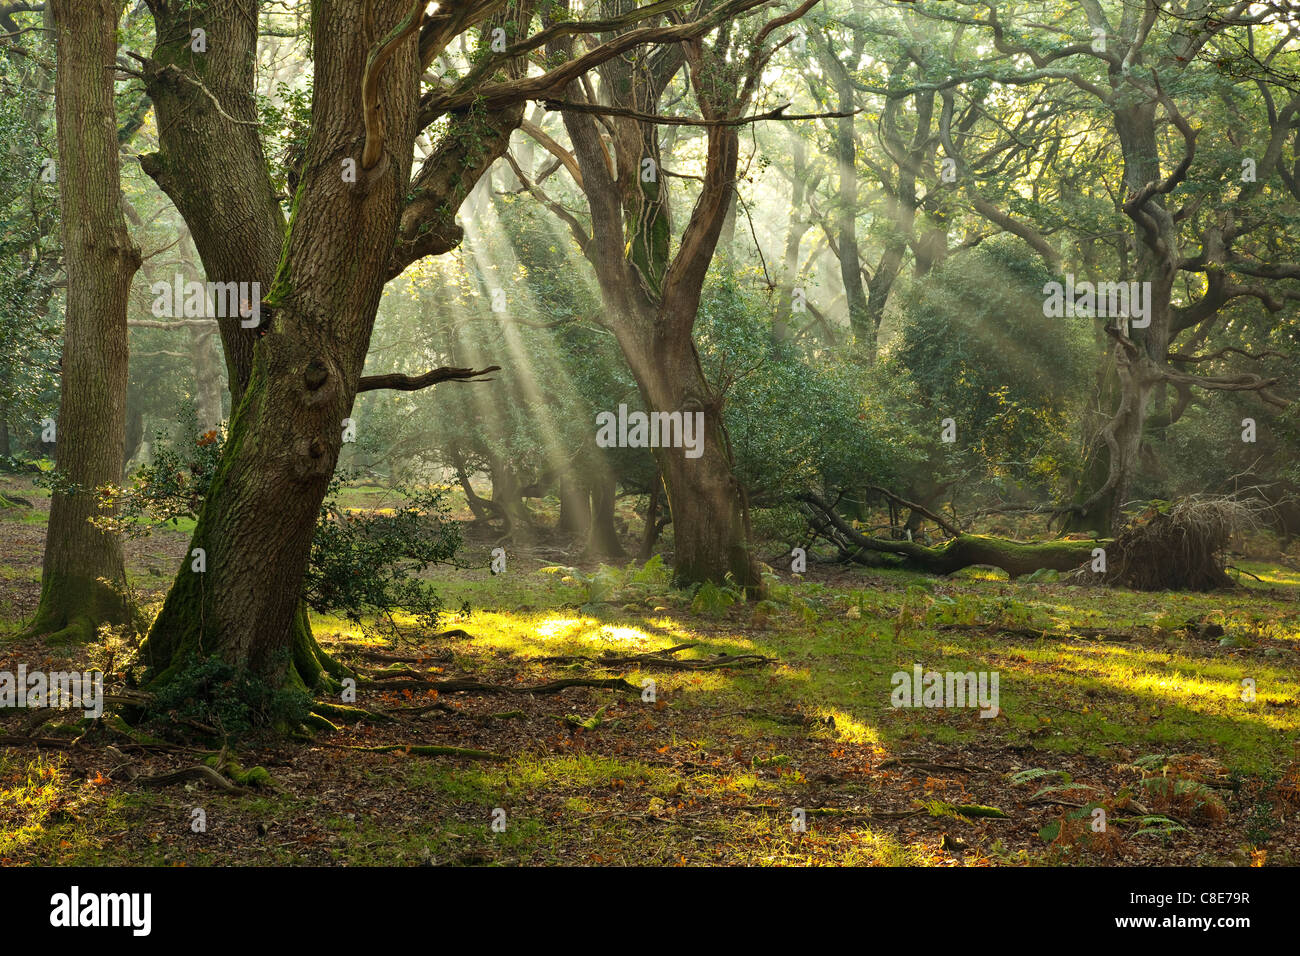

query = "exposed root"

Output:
[[110, 758, 252, 795], [311, 701, 393, 723], [1070, 495, 1256, 591], [362, 676, 639, 695], [320, 741, 501, 760], [540, 642, 779, 671]]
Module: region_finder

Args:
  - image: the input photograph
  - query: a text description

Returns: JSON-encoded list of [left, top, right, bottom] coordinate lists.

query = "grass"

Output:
[[2, 486, 1298, 866]]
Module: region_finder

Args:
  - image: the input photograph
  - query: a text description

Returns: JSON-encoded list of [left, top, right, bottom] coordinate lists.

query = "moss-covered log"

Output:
[[799, 492, 1104, 578]]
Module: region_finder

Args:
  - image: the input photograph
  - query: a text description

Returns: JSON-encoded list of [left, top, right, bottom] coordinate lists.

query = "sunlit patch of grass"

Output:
[[0, 752, 128, 864], [9, 509, 48, 525], [818, 708, 885, 745], [969, 637, 1299, 771], [1231, 561, 1300, 589]]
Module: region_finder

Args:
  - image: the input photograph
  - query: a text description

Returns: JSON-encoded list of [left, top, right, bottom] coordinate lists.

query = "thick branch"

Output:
[[357, 365, 501, 393]]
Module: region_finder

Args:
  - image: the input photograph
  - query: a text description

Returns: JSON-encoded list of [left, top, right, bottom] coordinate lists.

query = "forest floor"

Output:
[[2, 476, 1299, 866]]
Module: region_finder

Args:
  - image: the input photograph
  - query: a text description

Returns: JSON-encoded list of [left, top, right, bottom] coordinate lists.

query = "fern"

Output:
[[1009, 767, 1065, 785], [1031, 781, 1103, 800]]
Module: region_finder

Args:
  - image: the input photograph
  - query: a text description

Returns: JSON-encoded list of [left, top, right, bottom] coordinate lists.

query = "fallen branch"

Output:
[[799, 491, 1102, 577]]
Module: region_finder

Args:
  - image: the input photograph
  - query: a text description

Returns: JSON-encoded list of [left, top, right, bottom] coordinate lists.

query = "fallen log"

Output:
[[799, 492, 1104, 577]]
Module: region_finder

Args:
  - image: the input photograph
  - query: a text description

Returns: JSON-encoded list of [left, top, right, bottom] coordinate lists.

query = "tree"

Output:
[[24, 0, 141, 642], [906, 0, 1300, 533], [130, 0, 776, 714], [532, 0, 818, 593]]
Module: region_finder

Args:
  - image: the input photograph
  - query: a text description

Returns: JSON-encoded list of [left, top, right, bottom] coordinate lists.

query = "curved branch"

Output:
[[357, 364, 501, 393]]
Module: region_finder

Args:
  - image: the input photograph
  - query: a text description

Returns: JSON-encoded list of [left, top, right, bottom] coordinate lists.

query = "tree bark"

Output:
[[138, 0, 285, 401], [558, 473, 590, 537], [25, 0, 141, 642], [142, 0, 422, 699]]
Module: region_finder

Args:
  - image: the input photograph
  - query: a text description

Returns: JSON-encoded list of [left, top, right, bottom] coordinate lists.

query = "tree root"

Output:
[[382, 701, 459, 717], [311, 701, 393, 723], [877, 755, 981, 774], [108, 752, 252, 794], [302, 712, 341, 734], [320, 741, 501, 760], [363, 676, 639, 695], [540, 642, 778, 671]]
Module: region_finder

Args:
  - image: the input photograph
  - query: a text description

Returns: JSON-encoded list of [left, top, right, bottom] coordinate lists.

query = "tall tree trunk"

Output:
[[189, 324, 224, 435], [25, 0, 141, 642], [774, 135, 811, 344], [556, 21, 765, 595], [1075, 101, 1179, 535], [136, 2, 341, 695], [639, 471, 662, 560], [620, 323, 756, 590], [139, 0, 285, 401], [486, 456, 534, 542], [123, 404, 143, 477], [141, 0, 422, 701]]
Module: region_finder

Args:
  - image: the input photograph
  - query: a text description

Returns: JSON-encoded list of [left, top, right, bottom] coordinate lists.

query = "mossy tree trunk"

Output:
[[142, 0, 427, 695], [25, 0, 141, 643]]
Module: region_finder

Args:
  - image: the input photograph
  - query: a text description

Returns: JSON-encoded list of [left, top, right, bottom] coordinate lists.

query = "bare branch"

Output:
[[357, 364, 501, 393]]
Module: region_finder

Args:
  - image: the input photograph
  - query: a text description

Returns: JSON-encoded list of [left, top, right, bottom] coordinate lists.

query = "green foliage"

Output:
[[696, 272, 896, 502], [256, 79, 314, 204], [148, 653, 312, 735], [689, 578, 743, 617], [541, 554, 674, 608], [0, 62, 60, 456], [305, 485, 461, 637], [111, 408, 224, 535], [885, 239, 1093, 497]]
